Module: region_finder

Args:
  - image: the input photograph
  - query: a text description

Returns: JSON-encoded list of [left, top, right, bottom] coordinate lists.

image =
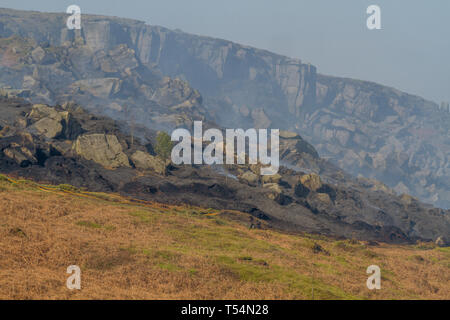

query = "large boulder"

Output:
[[31, 46, 46, 63], [299, 173, 322, 191], [400, 194, 415, 205], [31, 46, 54, 64], [28, 104, 63, 121], [261, 173, 282, 184], [314, 193, 332, 205], [263, 183, 282, 194], [263, 183, 283, 201], [130, 151, 167, 175], [30, 117, 63, 139], [27, 104, 78, 139], [238, 171, 259, 186], [73, 134, 130, 168]]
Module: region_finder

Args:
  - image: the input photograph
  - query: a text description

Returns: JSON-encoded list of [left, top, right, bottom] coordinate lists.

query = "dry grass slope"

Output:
[[0, 174, 449, 299]]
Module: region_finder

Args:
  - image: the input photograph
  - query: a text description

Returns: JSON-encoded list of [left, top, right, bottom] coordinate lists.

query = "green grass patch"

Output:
[[57, 184, 79, 192], [75, 220, 102, 229], [0, 174, 11, 182], [414, 242, 436, 250], [436, 246, 450, 253], [333, 240, 366, 252], [188, 268, 198, 276], [335, 255, 350, 267], [157, 262, 180, 272], [215, 255, 356, 299], [127, 210, 158, 223]]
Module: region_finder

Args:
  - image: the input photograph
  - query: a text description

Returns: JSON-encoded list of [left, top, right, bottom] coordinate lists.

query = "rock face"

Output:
[[73, 134, 130, 168], [0, 29, 206, 132], [0, 8, 449, 209], [301, 75, 450, 209]]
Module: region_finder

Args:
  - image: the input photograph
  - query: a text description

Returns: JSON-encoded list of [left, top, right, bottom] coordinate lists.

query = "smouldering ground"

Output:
[[0, 174, 449, 299]]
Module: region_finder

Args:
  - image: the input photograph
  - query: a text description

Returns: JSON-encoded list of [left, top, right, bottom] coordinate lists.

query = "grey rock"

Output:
[[238, 171, 259, 185], [73, 133, 130, 168], [131, 150, 167, 175], [29, 117, 63, 139]]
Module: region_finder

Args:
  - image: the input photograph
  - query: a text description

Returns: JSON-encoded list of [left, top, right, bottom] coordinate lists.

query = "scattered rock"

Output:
[[238, 171, 259, 185], [312, 243, 329, 255], [435, 236, 449, 247], [3, 147, 36, 166], [261, 173, 281, 184], [367, 240, 380, 246], [31, 46, 46, 63], [248, 164, 261, 175], [314, 193, 332, 205], [9, 227, 27, 238], [263, 183, 282, 194], [28, 104, 63, 121]]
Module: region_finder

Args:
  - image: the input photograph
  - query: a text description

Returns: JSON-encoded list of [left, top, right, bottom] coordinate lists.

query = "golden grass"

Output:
[[0, 174, 448, 299]]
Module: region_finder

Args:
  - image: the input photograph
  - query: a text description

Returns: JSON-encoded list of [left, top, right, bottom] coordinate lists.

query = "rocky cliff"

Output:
[[0, 8, 448, 208]]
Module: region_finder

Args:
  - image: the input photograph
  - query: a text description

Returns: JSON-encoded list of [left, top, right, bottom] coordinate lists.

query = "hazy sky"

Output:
[[2, 0, 449, 103]]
